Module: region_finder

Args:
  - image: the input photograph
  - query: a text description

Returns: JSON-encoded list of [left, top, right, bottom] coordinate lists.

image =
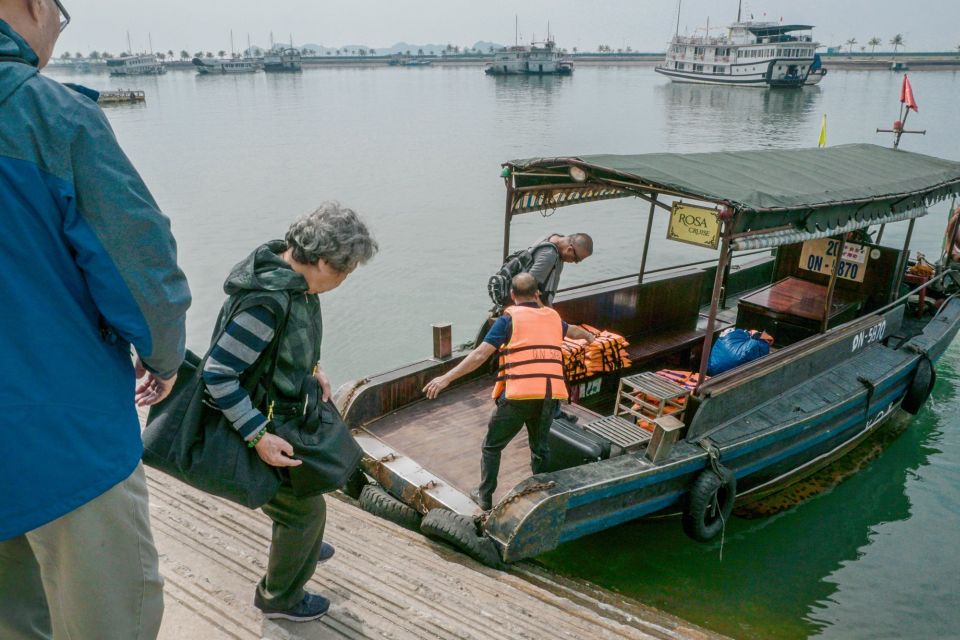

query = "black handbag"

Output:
[[142, 294, 291, 509], [273, 374, 363, 497]]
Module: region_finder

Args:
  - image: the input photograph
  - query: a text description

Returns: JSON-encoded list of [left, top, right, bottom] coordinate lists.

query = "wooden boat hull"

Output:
[[483, 298, 960, 561]]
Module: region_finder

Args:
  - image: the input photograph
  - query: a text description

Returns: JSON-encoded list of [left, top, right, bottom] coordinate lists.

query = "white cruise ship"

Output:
[[655, 20, 820, 88], [107, 55, 166, 76], [485, 38, 573, 76]]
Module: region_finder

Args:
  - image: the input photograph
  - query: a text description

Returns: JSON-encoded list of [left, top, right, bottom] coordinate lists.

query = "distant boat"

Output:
[[388, 55, 433, 67], [263, 47, 302, 72], [484, 38, 573, 76], [107, 55, 166, 76], [655, 10, 821, 88], [192, 57, 258, 74]]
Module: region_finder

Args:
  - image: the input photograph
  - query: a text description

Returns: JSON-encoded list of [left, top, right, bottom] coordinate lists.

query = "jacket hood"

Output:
[[224, 240, 309, 296], [0, 21, 39, 106]]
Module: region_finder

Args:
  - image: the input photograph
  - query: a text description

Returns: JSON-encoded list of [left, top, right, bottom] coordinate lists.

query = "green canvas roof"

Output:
[[505, 144, 960, 234]]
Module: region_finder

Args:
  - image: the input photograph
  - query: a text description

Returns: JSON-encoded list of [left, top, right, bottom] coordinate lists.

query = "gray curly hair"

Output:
[[285, 201, 378, 273]]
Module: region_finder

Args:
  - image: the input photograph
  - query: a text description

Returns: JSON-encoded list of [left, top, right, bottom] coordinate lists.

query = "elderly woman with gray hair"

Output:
[[202, 202, 377, 622]]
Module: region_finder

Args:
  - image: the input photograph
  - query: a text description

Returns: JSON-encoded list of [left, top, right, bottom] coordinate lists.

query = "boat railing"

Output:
[[557, 249, 772, 294]]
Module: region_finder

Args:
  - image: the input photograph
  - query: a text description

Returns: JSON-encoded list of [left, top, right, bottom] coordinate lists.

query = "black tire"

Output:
[[901, 355, 936, 415], [341, 468, 369, 500], [682, 467, 736, 543], [358, 484, 422, 531], [420, 509, 504, 569]]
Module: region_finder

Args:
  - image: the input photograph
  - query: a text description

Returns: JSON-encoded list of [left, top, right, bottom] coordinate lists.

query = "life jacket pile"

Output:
[[631, 369, 707, 432], [561, 325, 631, 381]]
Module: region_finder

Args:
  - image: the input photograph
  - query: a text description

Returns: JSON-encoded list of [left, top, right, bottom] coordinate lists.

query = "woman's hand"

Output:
[[314, 366, 332, 402], [254, 432, 302, 467]]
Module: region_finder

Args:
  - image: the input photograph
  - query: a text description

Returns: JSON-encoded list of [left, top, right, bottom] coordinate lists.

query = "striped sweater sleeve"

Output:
[[202, 305, 277, 440]]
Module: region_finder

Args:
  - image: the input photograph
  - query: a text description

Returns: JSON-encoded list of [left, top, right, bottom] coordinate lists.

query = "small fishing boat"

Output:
[[388, 55, 433, 67], [263, 47, 302, 72], [107, 54, 166, 76], [192, 57, 258, 74], [339, 144, 960, 565]]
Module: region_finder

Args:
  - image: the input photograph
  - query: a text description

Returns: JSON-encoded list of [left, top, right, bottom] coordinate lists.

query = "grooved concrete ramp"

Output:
[[146, 470, 721, 640]]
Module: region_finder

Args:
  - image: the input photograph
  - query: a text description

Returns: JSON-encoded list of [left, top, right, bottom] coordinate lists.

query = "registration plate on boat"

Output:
[[851, 320, 887, 352]]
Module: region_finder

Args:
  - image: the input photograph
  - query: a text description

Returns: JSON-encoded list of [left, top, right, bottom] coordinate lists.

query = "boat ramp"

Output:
[[147, 467, 720, 640]]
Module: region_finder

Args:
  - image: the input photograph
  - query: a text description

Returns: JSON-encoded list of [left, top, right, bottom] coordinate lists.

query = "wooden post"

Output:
[[432, 323, 452, 359], [502, 177, 514, 262], [820, 236, 846, 332], [695, 220, 731, 394], [638, 196, 657, 283]]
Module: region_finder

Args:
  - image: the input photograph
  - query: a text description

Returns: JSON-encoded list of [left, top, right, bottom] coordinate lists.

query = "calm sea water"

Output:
[[47, 64, 960, 639]]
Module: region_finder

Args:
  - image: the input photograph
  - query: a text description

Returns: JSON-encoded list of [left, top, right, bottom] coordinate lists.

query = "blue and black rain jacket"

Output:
[[0, 22, 191, 540]]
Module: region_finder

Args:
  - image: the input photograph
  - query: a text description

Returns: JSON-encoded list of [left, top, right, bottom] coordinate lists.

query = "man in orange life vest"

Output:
[[423, 273, 594, 510]]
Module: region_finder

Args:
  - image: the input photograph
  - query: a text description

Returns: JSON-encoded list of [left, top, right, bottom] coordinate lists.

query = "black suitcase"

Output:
[[545, 417, 612, 472]]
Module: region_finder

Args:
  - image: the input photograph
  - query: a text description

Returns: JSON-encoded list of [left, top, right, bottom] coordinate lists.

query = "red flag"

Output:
[[900, 74, 919, 112]]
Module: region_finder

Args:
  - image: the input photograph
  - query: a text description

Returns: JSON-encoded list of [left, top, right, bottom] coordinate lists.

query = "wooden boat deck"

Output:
[[366, 376, 600, 503]]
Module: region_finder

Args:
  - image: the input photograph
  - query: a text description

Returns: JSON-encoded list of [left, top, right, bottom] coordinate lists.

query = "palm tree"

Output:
[[74, 51, 83, 59], [205, 51, 214, 58], [417, 48, 424, 56], [369, 48, 376, 55], [89, 51, 100, 59], [180, 50, 190, 60], [868, 37, 881, 53], [101, 52, 113, 59], [217, 50, 226, 58], [60, 52, 72, 59], [167, 49, 174, 59], [572, 46, 578, 54], [845, 38, 857, 55], [890, 34, 904, 59]]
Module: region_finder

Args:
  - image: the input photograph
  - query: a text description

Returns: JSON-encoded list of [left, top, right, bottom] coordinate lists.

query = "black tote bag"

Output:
[[273, 374, 363, 497], [142, 295, 290, 509]]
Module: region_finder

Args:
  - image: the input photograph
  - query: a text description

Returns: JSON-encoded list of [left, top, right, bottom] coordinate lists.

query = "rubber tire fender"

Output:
[[682, 467, 737, 543], [901, 354, 936, 415], [420, 509, 504, 569], [358, 484, 422, 531]]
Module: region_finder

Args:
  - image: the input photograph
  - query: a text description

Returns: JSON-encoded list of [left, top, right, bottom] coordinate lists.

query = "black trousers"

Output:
[[478, 396, 556, 504]]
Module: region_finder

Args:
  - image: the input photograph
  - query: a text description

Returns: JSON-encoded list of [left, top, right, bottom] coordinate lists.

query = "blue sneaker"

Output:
[[317, 542, 335, 564], [254, 591, 330, 622]]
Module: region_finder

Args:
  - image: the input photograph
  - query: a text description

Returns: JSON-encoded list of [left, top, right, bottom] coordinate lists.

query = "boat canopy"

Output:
[[745, 24, 813, 37], [504, 144, 960, 237]]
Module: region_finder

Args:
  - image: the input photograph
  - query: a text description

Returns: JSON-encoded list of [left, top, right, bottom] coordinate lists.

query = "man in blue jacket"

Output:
[[0, 1, 191, 638]]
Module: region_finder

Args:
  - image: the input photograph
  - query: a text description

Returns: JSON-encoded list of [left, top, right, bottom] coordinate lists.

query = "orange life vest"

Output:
[[492, 305, 569, 401]]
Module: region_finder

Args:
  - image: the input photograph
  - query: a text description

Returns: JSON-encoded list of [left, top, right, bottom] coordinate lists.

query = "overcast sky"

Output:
[[54, 0, 960, 55]]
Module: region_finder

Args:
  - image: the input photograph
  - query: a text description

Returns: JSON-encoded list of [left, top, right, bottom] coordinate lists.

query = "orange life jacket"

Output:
[[492, 305, 569, 401]]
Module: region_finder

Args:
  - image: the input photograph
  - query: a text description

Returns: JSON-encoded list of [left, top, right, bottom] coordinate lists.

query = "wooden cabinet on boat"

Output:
[[736, 277, 865, 346]]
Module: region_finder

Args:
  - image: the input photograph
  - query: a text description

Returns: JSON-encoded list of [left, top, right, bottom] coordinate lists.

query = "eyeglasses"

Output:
[[53, 0, 70, 33]]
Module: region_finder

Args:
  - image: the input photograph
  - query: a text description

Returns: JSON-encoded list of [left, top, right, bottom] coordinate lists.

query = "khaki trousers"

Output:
[[0, 463, 163, 640]]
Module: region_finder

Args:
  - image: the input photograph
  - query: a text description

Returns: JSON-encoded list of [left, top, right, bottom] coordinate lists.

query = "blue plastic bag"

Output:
[[707, 329, 770, 376]]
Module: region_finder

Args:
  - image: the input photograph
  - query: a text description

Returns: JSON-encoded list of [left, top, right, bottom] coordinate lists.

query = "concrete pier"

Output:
[[146, 468, 722, 640]]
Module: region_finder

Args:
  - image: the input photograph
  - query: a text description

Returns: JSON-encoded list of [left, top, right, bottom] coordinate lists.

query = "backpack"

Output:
[[487, 242, 557, 307]]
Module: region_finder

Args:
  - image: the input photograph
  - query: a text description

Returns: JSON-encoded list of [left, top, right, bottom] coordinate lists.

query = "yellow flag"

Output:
[[818, 114, 827, 147]]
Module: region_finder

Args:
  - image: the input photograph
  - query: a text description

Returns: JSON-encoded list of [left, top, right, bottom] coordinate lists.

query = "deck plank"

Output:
[[366, 376, 547, 502]]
